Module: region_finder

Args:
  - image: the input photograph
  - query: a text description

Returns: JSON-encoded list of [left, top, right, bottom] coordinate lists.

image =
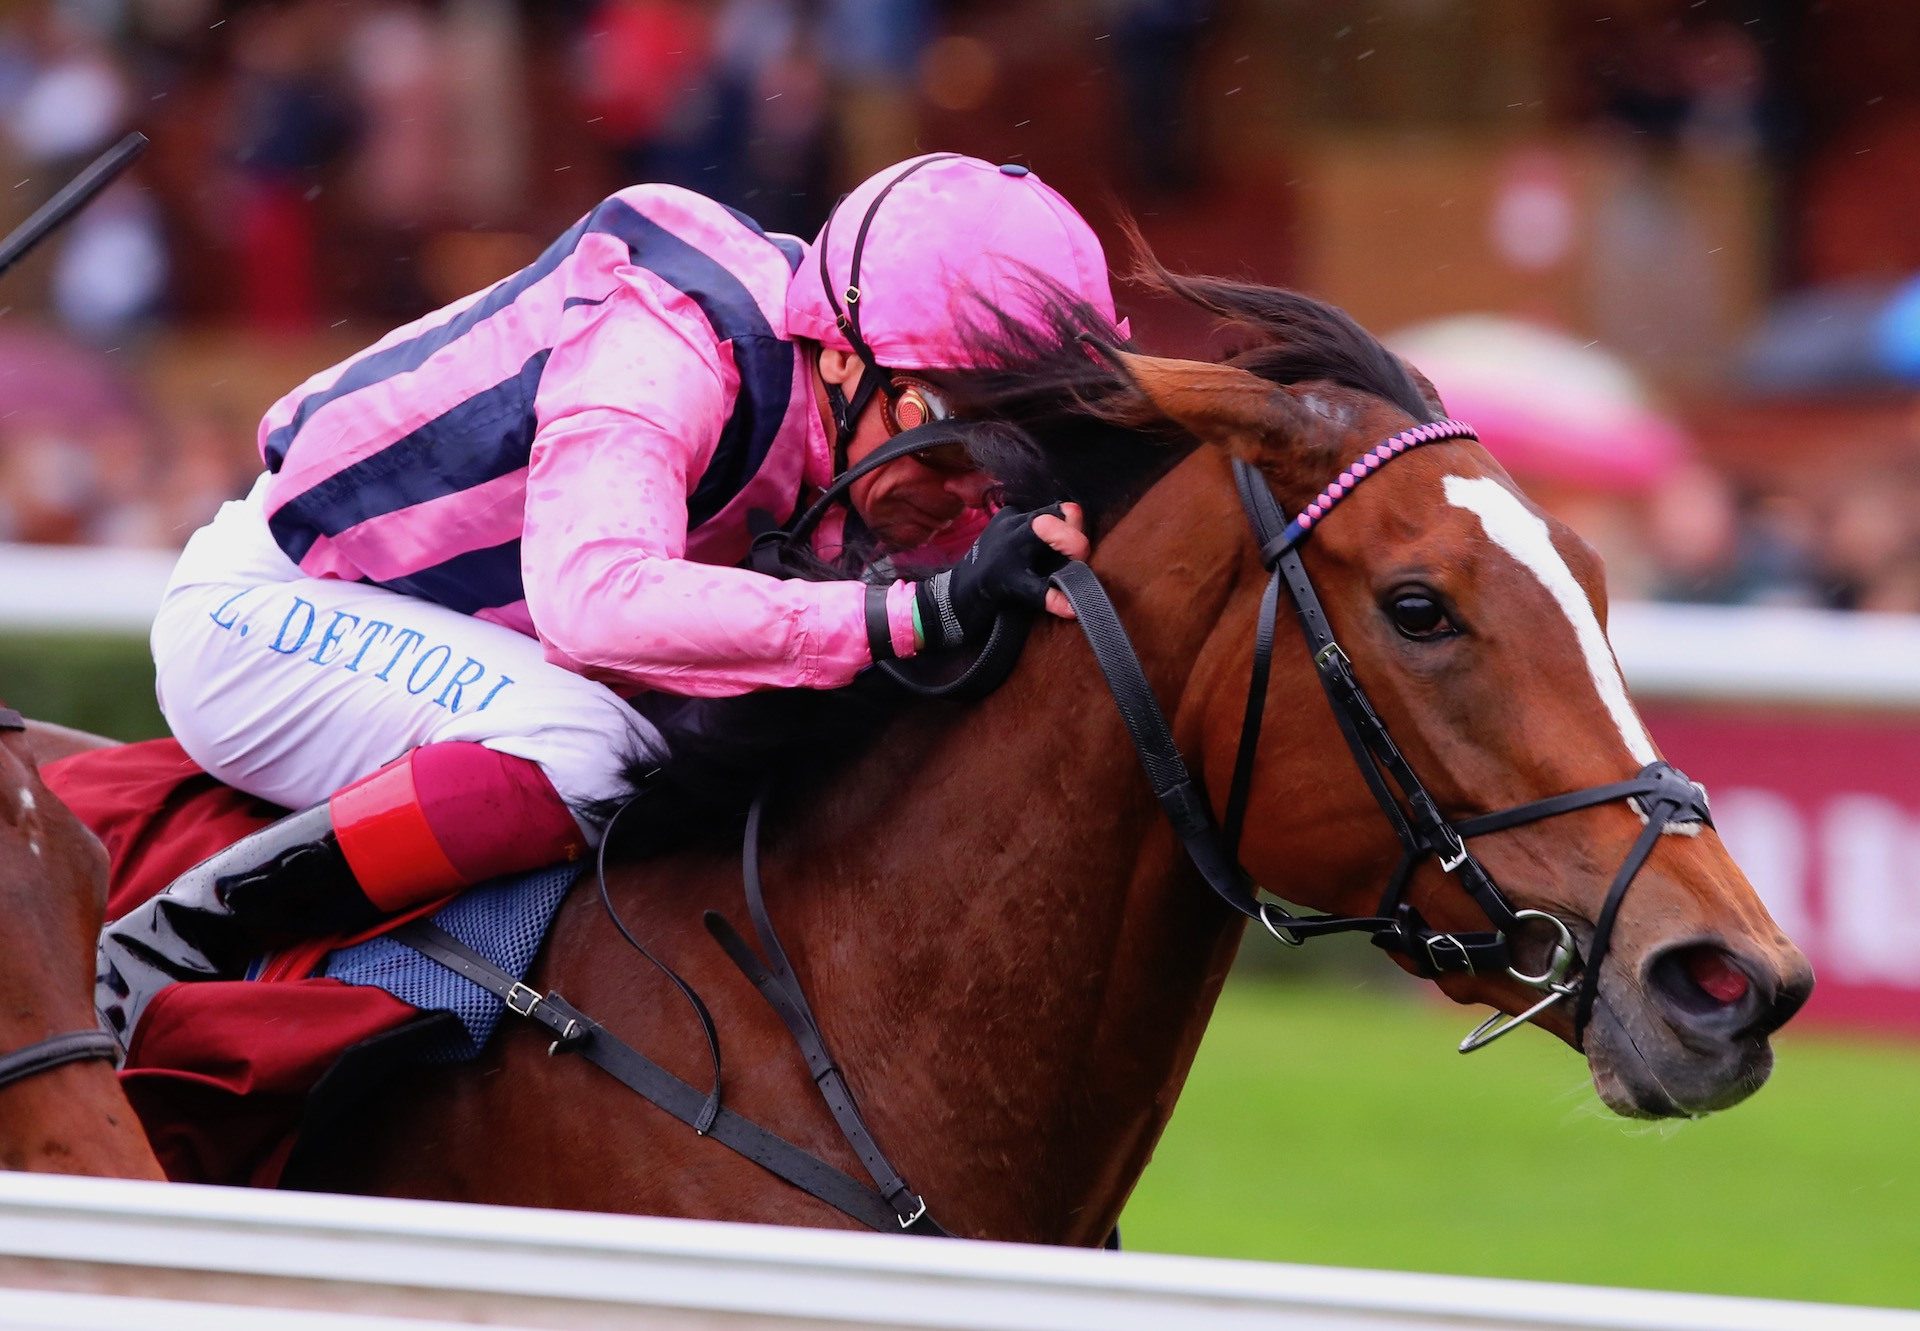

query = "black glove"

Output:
[[916, 504, 1068, 651]]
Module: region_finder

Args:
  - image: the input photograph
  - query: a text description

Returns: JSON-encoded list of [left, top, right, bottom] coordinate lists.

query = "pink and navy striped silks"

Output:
[[258, 186, 811, 633], [1273, 419, 1479, 553], [250, 185, 936, 696]]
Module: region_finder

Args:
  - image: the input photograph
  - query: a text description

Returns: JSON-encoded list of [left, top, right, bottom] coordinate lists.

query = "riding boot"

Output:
[[95, 742, 589, 1058], [93, 802, 384, 1052]]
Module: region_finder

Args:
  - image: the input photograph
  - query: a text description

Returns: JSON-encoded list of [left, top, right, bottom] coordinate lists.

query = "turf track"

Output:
[[1124, 975, 1919, 1310]]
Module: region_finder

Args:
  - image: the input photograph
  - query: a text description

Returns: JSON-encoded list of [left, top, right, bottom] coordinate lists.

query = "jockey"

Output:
[[97, 153, 1121, 1050]]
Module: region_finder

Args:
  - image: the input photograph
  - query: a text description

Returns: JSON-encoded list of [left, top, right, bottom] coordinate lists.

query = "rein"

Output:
[[0, 705, 120, 1090], [750, 423, 1032, 701], [0, 1029, 120, 1092], [401, 417, 1711, 1238]]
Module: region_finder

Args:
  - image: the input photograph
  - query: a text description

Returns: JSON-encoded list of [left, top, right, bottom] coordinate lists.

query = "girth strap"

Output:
[[394, 921, 944, 1236], [706, 794, 940, 1234]]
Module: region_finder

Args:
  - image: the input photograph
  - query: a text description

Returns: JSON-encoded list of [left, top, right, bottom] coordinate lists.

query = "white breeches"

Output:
[[150, 477, 662, 834]]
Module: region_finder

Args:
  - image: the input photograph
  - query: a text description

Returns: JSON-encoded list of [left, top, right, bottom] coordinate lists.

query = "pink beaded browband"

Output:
[[1273, 418, 1480, 553]]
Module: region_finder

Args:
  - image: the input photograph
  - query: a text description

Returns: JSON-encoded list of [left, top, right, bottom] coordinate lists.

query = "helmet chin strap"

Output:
[[816, 155, 961, 476], [827, 358, 891, 476]]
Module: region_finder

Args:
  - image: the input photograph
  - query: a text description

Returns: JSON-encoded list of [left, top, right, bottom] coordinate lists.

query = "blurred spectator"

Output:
[[1645, 465, 1823, 607], [52, 185, 167, 339], [3, 4, 129, 168], [1105, 0, 1213, 199], [818, 0, 928, 178], [1587, 14, 1778, 159], [707, 0, 832, 234], [0, 0, 1907, 635], [227, 0, 359, 331], [342, 3, 449, 231], [1822, 483, 1920, 612], [578, 0, 716, 189]]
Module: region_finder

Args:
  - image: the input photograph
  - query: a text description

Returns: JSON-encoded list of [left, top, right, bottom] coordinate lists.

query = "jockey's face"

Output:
[[816, 347, 996, 550]]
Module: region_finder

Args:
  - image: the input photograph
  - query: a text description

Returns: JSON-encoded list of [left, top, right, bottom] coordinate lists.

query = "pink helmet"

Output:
[[786, 153, 1125, 372]]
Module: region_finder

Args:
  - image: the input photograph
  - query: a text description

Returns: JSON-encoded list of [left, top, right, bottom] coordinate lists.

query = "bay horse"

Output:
[[273, 276, 1810, 1242], [0, 712, 161, 1179]]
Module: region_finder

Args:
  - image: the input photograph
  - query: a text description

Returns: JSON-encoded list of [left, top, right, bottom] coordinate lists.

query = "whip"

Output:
[[0, 131, 148, 281]]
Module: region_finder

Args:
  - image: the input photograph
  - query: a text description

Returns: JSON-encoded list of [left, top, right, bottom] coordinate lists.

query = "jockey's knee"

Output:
[[453, 686, 663, 828]]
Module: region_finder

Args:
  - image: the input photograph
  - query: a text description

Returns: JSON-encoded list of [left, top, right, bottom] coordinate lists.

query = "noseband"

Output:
[[1049, 422, 1713, 1051], [0, 706, 119, 1090]]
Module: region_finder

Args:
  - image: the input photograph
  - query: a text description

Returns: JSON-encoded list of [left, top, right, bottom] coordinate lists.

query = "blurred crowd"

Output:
[[1560, 459, 1920, 615], [0, 0, 1915, 618]]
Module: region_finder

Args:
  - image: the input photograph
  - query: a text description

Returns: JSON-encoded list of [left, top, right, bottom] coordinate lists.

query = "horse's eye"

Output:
[[1386, 589, 1454, 640]]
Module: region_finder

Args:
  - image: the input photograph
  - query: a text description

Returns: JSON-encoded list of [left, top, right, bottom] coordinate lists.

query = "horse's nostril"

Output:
[[1649, 943, 1766, 1029], [1683, 948, 1750, 1005]]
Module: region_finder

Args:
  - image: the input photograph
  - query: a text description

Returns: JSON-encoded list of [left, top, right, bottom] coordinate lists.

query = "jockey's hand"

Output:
[[916, 502, 1087, 650]]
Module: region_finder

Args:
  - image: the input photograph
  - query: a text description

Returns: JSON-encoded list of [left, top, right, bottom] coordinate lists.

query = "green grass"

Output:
[[1122, 976, 1920, 1310], [0, 633, 163, 740]]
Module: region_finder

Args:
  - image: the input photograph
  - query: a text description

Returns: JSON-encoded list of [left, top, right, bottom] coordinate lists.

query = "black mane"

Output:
[[1139, 261, 1442, 426], [598, 263, 1434, 849]]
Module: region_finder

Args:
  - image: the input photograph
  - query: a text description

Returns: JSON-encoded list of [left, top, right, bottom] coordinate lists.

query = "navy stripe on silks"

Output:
[[767, 234, 805, 273], [588, 199, 797, 532], [267, 193, 794, 568], [686, 336, 793, 528], [268, 351, 551, 566], [376, 539, 525, 617], [263, 216, 592, 471], [719, 203, 806, 274]]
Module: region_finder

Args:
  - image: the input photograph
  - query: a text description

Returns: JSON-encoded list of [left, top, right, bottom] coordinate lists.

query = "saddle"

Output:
[[44, 738, 575, 1187]]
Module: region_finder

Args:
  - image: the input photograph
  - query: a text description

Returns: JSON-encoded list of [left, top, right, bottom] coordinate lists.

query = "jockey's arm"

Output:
[[524, 283, 915, 698]]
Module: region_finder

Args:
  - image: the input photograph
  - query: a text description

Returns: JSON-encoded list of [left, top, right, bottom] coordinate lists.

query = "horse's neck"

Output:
[[771, 459, 1250, 1242]]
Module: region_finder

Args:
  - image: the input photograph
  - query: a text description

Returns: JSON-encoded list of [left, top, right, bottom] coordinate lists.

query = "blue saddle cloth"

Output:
[[321, 861, 584, 1063]]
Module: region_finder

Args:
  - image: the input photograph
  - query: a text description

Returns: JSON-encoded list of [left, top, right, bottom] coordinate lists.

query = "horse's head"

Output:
[[1092, 290, 1810, 1120]]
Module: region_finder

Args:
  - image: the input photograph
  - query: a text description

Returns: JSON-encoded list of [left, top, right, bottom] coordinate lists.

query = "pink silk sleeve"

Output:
[[523, 277, 908, 696]]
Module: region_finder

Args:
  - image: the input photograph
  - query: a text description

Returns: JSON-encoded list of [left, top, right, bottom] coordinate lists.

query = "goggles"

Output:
[[881, 377, 974, 475]]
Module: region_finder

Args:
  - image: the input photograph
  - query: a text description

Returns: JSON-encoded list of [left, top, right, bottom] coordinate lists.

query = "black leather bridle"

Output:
[[0, 706, 120, 1090], [1048, 426, 1713, 1051]]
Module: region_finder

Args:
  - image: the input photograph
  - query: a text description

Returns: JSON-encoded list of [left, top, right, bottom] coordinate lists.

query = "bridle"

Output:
[[1047, 420, 1714, 1052], [0, 706, 119, 1090]]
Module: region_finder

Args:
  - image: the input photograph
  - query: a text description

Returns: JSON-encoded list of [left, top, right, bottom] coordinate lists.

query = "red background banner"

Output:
[[1643, 703, 1920, 1037]]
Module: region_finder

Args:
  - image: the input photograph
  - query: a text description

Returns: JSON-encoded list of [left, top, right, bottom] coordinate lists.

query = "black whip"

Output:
[[0, 131, 148, 281]]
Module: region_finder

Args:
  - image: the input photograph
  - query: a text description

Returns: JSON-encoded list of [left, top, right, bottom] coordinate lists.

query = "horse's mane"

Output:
[[599, 259, 1437, 850]]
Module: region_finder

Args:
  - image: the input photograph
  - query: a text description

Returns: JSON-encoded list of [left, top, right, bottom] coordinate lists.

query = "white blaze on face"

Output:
[[1442, 475, 1657, 770]]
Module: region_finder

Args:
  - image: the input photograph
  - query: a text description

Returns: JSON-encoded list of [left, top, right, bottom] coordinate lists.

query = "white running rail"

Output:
[[0, 1173, 1911, 1331], [0, 545, 174, 634]]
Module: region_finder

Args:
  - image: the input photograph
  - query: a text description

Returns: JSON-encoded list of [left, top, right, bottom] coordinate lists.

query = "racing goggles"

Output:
[[881, 377, 973, 474]]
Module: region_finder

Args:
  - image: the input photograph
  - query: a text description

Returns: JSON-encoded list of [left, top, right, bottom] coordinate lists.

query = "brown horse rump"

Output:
[[45, 740, 466, 1187]]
